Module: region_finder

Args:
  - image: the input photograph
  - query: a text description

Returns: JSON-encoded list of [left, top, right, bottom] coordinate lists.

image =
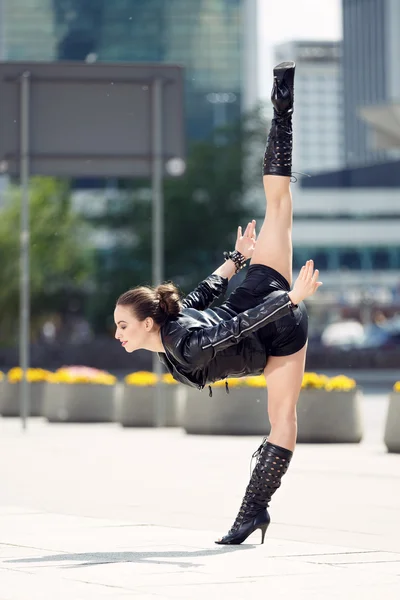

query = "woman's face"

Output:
[[114, 305, 151, 353]]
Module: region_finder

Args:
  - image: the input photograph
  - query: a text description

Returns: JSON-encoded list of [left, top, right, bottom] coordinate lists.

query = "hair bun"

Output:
[[156, 283, 181, 319], [158, 295, 168, 313], [117, 281, 181, 328]]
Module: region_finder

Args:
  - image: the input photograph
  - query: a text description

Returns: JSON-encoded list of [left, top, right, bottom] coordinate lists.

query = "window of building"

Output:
[[293, 247, 400, 272], [371, 249, 392, 270]]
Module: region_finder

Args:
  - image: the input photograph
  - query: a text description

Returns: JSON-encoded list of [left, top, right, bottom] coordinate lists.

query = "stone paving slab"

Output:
[[1, 509, 399, 600], [0, 395, 399, 598]]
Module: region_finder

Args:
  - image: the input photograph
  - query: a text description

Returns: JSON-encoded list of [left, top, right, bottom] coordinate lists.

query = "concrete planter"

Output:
[[42, 383, 115, 423], [384, 392, 400, 453], [0, 381, 45, 417], [297, 388, 363, 443], [183, 386, 270, 435], [116, 384, 179, 427]]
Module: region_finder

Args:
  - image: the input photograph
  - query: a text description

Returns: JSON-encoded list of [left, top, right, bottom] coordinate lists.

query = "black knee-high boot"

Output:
[[215, 440, 293, 545], [263, 61, 295, 178]]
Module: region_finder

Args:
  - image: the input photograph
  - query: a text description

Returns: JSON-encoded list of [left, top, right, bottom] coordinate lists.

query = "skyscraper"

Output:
[[274, 40, 343, 175], [342, 0, 400, 166], [0, 0, 258, 141]]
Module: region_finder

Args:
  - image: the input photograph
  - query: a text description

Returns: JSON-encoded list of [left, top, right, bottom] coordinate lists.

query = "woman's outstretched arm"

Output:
[[181, 274, 229, 310], [212, 258, 237, 281], [182, 220, 257, 309]]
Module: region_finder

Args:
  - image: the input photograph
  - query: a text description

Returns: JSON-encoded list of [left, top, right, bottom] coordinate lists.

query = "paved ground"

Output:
[[0, 393, 399, 599]]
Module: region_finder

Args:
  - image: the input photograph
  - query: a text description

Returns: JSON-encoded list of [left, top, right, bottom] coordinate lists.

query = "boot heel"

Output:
[[216, 441, 292, 546], [259, 523, 268, 544]]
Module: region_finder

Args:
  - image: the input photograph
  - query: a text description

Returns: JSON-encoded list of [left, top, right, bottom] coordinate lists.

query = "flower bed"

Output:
[[116, 371, 180, 427], [384, 382, 400, 453], [47, 366, 116, 386], [297, 373, 363, 443], [0, 368, 52, 417], [183, 372, 363, 440], [183, 375, 270, 436], [301, 372, 357, 392], [42, 366, 116, 423]]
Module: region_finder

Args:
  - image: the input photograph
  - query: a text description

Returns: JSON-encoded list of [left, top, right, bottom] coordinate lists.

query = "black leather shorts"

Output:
[[221, 264, 308, 357]]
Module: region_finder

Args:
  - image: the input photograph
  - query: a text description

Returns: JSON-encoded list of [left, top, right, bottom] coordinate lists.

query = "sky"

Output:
[[257, 0, 343, 100]]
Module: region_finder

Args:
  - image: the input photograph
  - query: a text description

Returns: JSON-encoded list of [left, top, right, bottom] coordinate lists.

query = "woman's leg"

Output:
[[216, 63, 304, 546], [264, 344, 307, 451], [250, 62, 295, 286], [251, 176, 293, 286], [215, 346, 306, 545]]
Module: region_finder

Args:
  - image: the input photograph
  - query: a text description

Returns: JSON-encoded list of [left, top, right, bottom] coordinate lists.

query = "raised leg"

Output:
[[251, 176, 293, 286], [250, 62, 295, 286]]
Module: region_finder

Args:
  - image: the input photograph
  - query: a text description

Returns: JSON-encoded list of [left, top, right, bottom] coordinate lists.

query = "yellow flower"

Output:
[[301, 372, 356, 391], [7, 367, 23, 383], [211, 377, 243, 388], [210, 377, 269, 389], [46, 372, 59, 384], [243, 375, 267, 388], [161, 373, 178, 385], [7, 367, 53, 383], [0, 371, 4, 382], [393, 381, 400, 392], [301, 372, 329, 390], [325, 375, 356, 391], [124, 371, 158, 386]]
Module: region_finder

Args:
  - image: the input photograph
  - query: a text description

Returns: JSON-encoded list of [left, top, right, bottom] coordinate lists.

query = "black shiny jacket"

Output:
[[158, 274, 295, 390]]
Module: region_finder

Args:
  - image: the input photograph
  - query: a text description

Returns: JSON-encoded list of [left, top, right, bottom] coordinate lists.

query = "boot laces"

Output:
[[266, 122, 292, 162], [229, 438, 268, 532], [229, 442, 290, 532]]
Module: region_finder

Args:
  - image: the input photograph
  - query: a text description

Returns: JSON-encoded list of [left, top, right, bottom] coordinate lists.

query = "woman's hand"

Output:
[[288, 260, 322, 305], [235, 220, 257, 260]]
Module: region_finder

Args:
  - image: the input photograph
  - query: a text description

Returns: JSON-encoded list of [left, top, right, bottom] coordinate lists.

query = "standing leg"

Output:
[[251, 62, 295, 286], [264, 345, 307, 451], [215, 347, 306, 546]]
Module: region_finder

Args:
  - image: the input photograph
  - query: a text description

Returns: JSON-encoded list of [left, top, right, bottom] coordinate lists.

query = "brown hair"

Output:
[[116, 282, 181, 325]]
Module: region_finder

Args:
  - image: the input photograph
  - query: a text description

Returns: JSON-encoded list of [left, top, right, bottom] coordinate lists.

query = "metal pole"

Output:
[[0, 0, 6, 61], [151, 78, 165, 427], [19, 71, 31, 431]]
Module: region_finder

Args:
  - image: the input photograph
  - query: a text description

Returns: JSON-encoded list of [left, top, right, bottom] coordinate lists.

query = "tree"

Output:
[[0, 177, 93, 343], [83, 105, 269, 331], [163, 104, 268, 284]]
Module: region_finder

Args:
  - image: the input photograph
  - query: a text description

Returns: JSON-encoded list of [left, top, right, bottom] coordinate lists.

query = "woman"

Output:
[[114, 62, 322, 545]]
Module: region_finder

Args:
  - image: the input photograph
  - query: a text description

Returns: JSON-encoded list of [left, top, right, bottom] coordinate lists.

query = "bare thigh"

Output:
[[264, 344, 307, 425], [251, 175, 293, 286]]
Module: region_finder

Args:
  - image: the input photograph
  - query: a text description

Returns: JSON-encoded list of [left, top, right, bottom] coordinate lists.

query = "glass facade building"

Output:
[[342, 0, 400, 166], [274, 41, 343, 175], [0, 0, 256, 140]]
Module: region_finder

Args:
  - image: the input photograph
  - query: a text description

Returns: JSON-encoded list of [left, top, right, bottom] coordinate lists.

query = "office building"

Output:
[[274, 40, 343, 175], [342, 0, 400, 166], [0, 0, 258, 141]]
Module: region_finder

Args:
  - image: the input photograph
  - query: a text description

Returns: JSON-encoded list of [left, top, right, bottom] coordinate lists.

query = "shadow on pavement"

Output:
[[5, 545, 255, 569]]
